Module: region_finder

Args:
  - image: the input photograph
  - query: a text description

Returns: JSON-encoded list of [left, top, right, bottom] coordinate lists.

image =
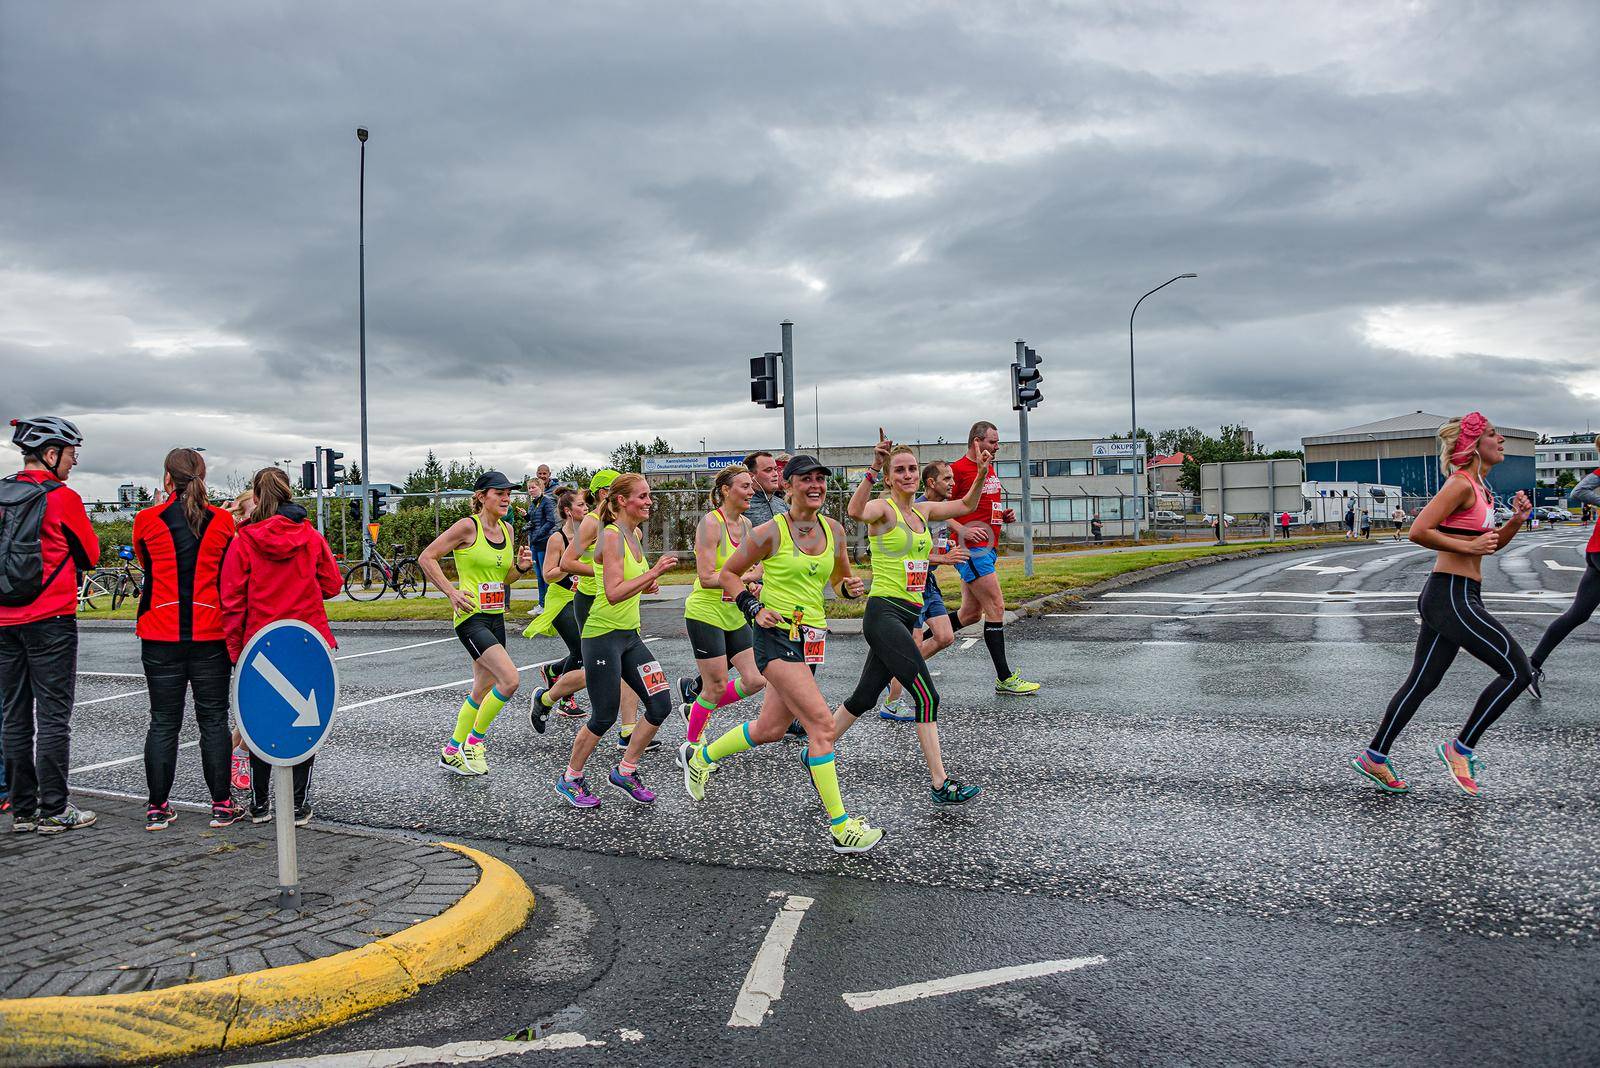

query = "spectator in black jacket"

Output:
[[525, 476, 558, 605]]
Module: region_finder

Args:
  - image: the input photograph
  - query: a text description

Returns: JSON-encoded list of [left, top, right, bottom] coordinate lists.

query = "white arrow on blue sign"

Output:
[[232, 619, 340, 767]]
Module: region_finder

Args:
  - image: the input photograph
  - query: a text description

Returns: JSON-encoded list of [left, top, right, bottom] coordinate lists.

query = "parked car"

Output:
[[1152, 509, 1185, 525], [1531, 506, 1572, 523], [1202, 513, 1236, 526], [1546, 506, 1574, 522], [1492, 505, 1514, 525]]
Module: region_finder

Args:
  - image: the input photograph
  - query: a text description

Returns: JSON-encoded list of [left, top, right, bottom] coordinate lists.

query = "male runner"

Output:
[[950, 421, 1039, 694]]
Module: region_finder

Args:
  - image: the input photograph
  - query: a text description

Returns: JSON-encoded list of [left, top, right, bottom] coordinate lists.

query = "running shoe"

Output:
[[249, 801, 273, 824], [294, 804, 314, 827], [608, 767, 656, 805], [878, 696, 914, 723], [231, 749, 251, 792], [1528, 665, 1544, 700], [995, 673, 1041, 695], [830, 816, 885, 855], [12, 810, 38, 833], [556, 696, 584, 718], [1435, 742, 1484, 797], [784, 720, 807, 742], [541, 661, 561, 688], [1350, 752, 1409, 794], [439, 745, 473, 776], [616, 730, 661, 753], [36, 804, 96, 834], [462, 740, 489, 775], [930, 779, 982, 805], [145, 803, 178, 831], [681, 744, 715, 802], [555, 774, 600, 809], [678, 675, 701, 713], [529, 688, 552, 735], [209, 800, 243, 828]]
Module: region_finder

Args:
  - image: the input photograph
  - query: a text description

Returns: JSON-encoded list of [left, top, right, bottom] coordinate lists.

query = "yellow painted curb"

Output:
[[0, 841, 534, 1068]]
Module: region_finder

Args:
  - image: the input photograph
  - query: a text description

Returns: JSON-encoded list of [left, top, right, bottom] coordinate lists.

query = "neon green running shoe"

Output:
[[439, 745, 473, 776], [462, 740, 488, 775], [830, 816, 884, 854], [681, 743, 715, 802], [995, 673, 1040, 695]]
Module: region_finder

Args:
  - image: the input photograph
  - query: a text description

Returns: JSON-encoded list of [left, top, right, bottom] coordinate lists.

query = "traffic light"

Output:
[[322, 448, 346, 489], [369, 487, 388, 521], [301, 461, 317, 494], [1011, 346, 1043, 411], [750, 353, 781, 409]]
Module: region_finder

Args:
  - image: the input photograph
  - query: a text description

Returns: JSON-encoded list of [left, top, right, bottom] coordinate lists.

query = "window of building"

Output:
[[1046, 459, 1092, 477], [994, 461, 1020, 479], [1096, 458, 1145, 476]]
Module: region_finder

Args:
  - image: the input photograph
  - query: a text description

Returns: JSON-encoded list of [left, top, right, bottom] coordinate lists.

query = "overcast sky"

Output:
[[4, 1, 1597, 500]]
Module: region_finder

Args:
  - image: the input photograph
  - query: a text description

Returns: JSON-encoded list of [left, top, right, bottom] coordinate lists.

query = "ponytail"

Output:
[[246, 467, 292, 526], [598, 473, 645, 525], [163, 448, 209, 537]]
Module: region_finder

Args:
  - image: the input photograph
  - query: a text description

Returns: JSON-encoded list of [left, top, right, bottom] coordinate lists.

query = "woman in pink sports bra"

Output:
[[1352, 412, 1534, 798]]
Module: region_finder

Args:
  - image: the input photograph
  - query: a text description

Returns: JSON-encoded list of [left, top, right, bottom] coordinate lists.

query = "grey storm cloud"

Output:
[[2, 0, 1598, 499]]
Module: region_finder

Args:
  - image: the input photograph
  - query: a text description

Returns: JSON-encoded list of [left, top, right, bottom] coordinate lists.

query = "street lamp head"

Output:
[[356, 127, 369, 142], [1179, 273, 1197, 279]]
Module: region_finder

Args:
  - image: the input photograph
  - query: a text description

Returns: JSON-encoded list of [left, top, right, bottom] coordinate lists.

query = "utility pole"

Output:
[[313, 446, 327, 536], [780, 320, 796, 453], [1015, 340, 1035, 577], [356, 126, 371, 561]]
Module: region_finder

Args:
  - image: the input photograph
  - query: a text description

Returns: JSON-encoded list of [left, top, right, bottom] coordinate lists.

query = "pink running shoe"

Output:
[[1350, 751, 1409, 794], [1436, 742, 1483, 797], [230, 749, 251, 792]]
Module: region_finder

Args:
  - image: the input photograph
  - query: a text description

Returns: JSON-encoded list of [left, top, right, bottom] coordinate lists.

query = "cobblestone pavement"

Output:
[[0, 797, 477, 999]]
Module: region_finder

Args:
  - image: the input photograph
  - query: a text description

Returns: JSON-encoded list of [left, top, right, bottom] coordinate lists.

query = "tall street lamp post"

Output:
[[1128, 273, 1197, 540], [356, 126, 371, 559]]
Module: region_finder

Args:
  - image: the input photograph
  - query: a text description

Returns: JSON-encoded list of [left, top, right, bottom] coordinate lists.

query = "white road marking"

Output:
[[75, 671, 145, 678], [1285, 559, 1356, 575], [334, 636, 456, 661], [235, 1033, 603, 1067], [1544, 560, 1585, 572], [645, 636, 663, 643], [729, 893, 814, 1027], [842, 955, 1107, 1012], [71, 740, 196, 775], [1141, 640, 1191, 645], [337, 663, 542, 712], [960, 637, 977, 649], [1051, 610, 1563, 620], [73, 688, 145, 708]]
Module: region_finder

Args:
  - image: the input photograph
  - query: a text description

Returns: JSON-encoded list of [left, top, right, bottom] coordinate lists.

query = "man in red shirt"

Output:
[[949, 420, 1039, 695], [0, 417, 100, 833]]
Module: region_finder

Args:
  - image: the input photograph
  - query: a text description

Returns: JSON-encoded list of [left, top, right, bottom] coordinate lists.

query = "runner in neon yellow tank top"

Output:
[[679, 454, 884, 855], [558, 469, 644, 748], [554, 474, 680, 809], [525, 487, 590, 728], [677, 464, 767, 751], [417, 471, 535, 777], [831, 433, 991, 805]]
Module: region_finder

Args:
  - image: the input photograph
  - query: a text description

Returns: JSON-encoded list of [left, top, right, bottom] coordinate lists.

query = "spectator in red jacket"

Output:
[[221, 467, 341, 825], [1, 417, 99, 834], [134, 448, 238, 831]]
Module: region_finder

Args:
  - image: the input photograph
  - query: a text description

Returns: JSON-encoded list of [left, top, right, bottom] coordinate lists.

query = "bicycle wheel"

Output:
[[344, 562, 388, 601], [81, 572, 117, 612], [394, 560, 427, 598]]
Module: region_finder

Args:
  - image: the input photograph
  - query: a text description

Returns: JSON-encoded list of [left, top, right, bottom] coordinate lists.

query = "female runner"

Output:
[[554, 474, 679, 807], [1352, 413, 1534, 797], [1525, 435, 1600, 696], [419, 471, 535, 776], [680, 455, 883, 854], [881, 459, 967, 720], [677, 464, 766, 751], [831, 434, 989, 803], [527, 486, 589, 730]]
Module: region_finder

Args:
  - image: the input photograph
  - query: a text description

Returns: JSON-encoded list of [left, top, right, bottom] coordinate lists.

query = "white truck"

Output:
[[1300, 481, 1402, 526]]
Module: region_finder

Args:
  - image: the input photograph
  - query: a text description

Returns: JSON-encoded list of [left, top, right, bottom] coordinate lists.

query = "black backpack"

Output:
[[0, 476, 65, 607]]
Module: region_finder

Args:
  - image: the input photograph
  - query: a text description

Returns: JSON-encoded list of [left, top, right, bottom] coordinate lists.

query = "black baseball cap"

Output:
[[782, 454, 831, 480], [474, 470, 515, 491]]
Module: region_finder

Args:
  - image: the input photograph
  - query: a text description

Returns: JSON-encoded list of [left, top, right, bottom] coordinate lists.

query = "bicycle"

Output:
[[77, 568, 119, 611], [103, 544, 145, 609], [342, 540, 427, 601]]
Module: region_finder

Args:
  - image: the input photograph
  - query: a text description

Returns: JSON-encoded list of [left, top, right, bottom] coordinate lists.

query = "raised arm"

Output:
[[924, 457, 991, 521], [541, 531, 569, 584], [828, 517, 866, 599], [1569, 473, 1600, 509], [693, 513, 723, 586], [1408, 476, 1496, 555], [560, 514, 599, 578], [600, 527, 677, 605]]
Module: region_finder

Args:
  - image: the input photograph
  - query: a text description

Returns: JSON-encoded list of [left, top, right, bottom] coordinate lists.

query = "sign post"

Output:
[[232, 620, 340, 910]]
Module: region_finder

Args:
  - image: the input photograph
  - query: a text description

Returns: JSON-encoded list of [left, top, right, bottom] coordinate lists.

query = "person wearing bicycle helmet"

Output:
[[1, 416, 99, 833]]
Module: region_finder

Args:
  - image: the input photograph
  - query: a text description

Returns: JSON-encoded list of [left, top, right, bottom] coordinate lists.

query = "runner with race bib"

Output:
[[418, 471, 535, 777], [829, 433, 990, 804], [679, 454, 884, 854]]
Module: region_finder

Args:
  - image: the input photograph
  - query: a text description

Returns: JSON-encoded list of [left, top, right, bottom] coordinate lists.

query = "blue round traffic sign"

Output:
[[232, 620, 340, 767]]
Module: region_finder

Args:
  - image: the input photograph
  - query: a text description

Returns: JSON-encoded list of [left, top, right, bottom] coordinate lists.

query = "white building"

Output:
[[1536, 437, 1598, 487]]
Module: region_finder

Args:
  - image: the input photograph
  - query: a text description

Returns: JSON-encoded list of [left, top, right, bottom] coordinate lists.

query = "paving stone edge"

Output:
[[0, 843, 535, 1068]]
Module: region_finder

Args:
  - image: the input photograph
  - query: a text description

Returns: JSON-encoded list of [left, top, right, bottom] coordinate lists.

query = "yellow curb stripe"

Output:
[[0, 841, 534, 1068]]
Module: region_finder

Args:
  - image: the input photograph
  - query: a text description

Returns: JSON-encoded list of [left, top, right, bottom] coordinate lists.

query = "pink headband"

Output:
[[1451, 411, 1489, 466]]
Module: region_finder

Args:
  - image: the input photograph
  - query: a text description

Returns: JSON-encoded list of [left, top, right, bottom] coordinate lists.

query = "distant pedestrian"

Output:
[[136, 448, 239, 831], [1360, 510, 1372, 539], [743, 451, 790, 527], [0, 417, 99, 834], [1392, 507, 1408, 541], [1344, 505, 1356, 540], [1279, 511, 1291, 539], [221, 467, 343, 825], [525, 476, 557, 606], [1090, 514, 1103, 543]]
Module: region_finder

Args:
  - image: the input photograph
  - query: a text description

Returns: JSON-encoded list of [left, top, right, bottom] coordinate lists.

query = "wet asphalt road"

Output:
[[63, 530, 1600, 1066]]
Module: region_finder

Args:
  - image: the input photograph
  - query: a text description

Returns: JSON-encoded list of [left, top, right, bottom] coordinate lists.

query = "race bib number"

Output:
[[477, 582, 506, 611], [638, 661, 668, 695], [937, 533, 952, 554], [990, 502, 1004, 526], [802, 626, 826, 665], [904, 558, 928, 593]]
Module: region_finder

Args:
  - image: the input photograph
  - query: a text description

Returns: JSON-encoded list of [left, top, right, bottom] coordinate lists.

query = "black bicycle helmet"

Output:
[[10, 416, 84, 453]]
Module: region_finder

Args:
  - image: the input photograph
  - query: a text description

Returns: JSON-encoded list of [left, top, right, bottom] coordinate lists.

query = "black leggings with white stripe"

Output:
[[1530, 551, 1600, 668], [1369, 572, 1533, 754]]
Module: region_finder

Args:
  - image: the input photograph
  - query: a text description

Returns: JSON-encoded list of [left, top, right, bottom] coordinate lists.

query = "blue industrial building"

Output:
[[1303, 411, 1536, 500]]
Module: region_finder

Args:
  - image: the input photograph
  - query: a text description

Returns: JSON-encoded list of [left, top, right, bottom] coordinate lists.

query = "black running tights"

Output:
[[1530, 551, 1600, 669], [843, 597, 939, 722]]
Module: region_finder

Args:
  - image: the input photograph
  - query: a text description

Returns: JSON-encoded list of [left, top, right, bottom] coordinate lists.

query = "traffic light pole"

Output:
[[357, 128, 371, 562], [313, 447, 327, 537], [1015, 340, 1035, 578], [780, 320, 796, 453]]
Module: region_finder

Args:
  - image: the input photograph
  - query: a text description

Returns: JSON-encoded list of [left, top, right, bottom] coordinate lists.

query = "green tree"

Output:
[[1175, 425, 1269, 494], [553, 462, 592, 488], [1556, 469, 1578, 492], [609, 436, 673, 474]]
